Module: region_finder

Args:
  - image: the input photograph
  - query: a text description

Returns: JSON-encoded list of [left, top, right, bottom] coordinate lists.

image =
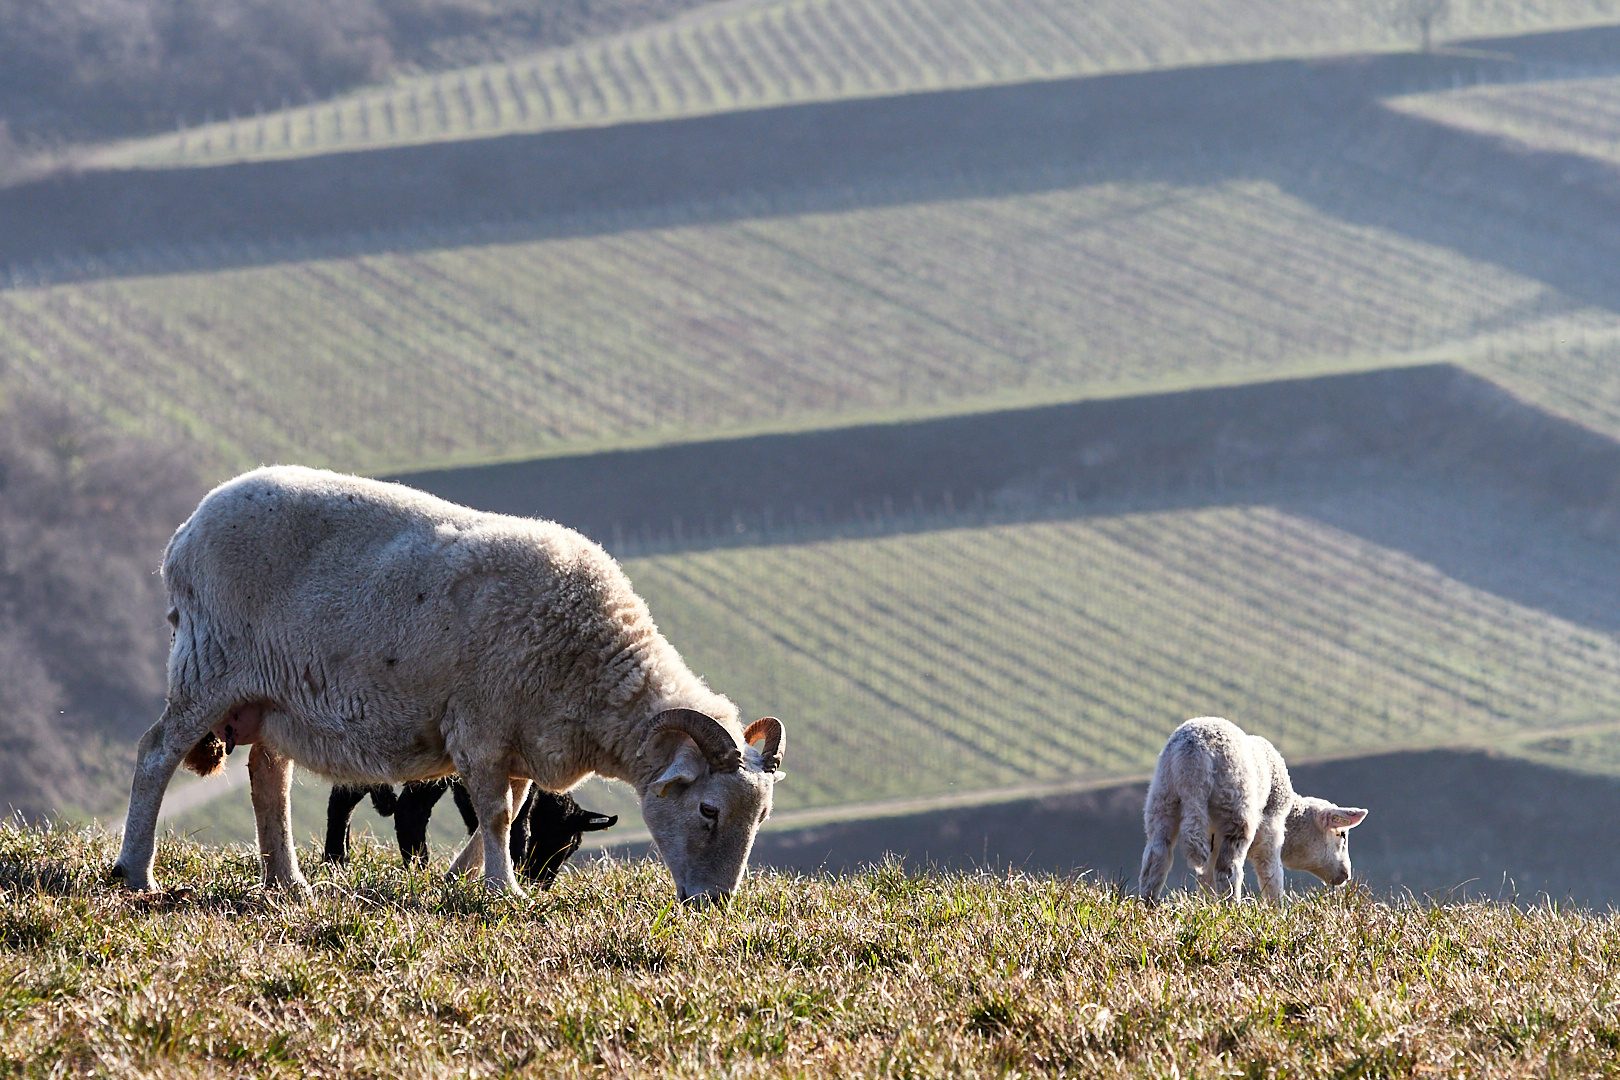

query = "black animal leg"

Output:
[[323, 785, 370, 864], [392, 779, 451, 867]]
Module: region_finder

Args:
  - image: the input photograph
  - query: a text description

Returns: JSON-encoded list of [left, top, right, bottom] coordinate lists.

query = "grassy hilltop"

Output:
[[4, 824, 1620, 1078]]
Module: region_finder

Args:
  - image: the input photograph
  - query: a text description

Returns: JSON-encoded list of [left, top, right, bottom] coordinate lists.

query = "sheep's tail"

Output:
[[181, 732, 226, 777]]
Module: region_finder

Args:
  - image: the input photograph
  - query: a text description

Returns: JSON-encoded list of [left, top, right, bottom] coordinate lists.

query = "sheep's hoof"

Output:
[[263, 875, 313, 900], [109, 862, 153, 891], [483, 877, 525, 898]]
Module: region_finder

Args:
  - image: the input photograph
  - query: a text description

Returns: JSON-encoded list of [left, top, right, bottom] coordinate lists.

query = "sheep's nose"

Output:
[[1334, 868, 1352, 886], [679, 888, 730, 908]]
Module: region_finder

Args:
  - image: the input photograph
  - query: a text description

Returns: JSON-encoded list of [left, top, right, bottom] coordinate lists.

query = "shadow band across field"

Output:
[[395, 362, 1620, 605], [5, 26, 1620, 280]]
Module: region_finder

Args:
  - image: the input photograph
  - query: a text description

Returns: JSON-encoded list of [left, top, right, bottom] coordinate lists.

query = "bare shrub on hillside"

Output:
[[1391, 0, 1452, 51], [0, 0, 717, 143], [0, 0, 391, 141], [0, 394, 202, 817]]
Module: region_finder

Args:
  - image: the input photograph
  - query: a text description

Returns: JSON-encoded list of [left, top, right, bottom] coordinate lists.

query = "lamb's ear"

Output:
[[649, 739, 705, 798], [579, 813, 618, 832], [1320, 806, 1368, 829]]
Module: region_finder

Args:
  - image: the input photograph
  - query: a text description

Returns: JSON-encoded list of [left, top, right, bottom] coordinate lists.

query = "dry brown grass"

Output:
[[3, 823, 1620, 1077]]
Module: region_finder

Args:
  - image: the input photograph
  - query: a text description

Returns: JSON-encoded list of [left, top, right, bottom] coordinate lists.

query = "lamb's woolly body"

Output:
[[115, 466, 777, 899], [162, 466, 740, 792], [1137, 717, 1364, 903]]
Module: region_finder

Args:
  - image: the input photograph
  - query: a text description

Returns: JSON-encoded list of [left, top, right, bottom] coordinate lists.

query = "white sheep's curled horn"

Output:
[[648, 709, 743, 773], [744, 716, 784, 774]]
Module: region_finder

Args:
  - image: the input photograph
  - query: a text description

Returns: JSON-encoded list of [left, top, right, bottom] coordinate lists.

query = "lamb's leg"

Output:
[[392, 779, 449, 868], [1179, 807, 1214, 894], [450, 777, 479, 834], [248, 743, 309, 895], [1251, 820, 1287, 902], [324, 785, 369, 864], [112, 701, 223, 890], [510, 783, 537, 868], [1137, 792, 1180, 904], [1210, 825, 1255, 901]]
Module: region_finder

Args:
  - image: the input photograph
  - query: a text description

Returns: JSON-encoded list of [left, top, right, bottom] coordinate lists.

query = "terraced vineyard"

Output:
[[5, 148, 1617, 475], [169, 481, 1620, 846], [85, 0, 1620, 168], [1392, 72, 1620, 167]]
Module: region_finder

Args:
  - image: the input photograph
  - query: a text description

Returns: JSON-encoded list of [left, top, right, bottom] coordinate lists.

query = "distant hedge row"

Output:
[[0, 0, 713, 142], [0, 395, 200, 817]]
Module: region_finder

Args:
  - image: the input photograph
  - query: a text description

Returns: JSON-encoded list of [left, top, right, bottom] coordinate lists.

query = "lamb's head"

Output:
[[523, 791, 618, 888], [1281, 797, 1367, 886], [638, 710, 785, 905]]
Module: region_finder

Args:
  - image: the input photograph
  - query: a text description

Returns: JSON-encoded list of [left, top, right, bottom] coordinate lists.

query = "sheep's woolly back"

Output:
[[160, 466, 738, 789], [1143, 717, 1294, 837]]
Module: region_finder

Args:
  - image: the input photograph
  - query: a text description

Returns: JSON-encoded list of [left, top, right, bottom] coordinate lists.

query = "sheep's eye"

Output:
[[699, 802, 719, 821], [758, 810, 768, 824]]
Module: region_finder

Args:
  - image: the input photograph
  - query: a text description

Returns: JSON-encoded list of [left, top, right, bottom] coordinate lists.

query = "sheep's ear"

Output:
[[1321, 806, 1367, 829], [650, 740, 704, 798], [579, 814, 617, 832]]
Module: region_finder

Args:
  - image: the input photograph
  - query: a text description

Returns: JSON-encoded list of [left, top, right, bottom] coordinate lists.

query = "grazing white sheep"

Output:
[[111, 465, 785, 903], [1137, 717, 1366, 903]]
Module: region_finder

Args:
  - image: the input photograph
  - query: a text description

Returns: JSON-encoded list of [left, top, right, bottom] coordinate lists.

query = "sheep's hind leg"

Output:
[[1180, 827, 1215, 895], [1210, 826, 1255, 902], [112, 700, 226, 890], [249, 743, 310, 896], [1138, 821, 1179, 904]]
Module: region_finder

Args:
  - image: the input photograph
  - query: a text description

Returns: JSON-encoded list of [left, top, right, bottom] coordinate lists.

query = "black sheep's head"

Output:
[[521, 791, 617, 887]]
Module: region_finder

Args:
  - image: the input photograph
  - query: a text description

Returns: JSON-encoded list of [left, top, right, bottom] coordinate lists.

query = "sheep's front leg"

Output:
[[456, 768, 526, 894], [249, 743, 310, 896], [113, 704, 213, 890]]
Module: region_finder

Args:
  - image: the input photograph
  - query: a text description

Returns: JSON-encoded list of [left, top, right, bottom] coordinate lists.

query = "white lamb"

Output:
[[112, 466, 785, 903], [1137, 717, 1367, 903]]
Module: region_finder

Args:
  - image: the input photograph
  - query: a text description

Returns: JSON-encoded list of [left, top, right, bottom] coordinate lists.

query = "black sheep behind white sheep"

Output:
[[324, 779, 617, 885]]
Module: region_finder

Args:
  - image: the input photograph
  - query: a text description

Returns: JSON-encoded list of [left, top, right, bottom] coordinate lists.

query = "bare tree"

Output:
[[0, 394, 203, 818], [1392, 0, 1451, 53]]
